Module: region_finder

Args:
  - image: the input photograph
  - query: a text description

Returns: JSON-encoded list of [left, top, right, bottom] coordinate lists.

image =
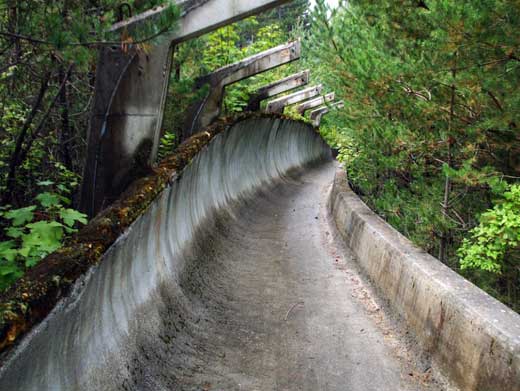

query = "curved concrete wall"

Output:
[[0, 118, 330, 390], [329, 166, 520, 391]]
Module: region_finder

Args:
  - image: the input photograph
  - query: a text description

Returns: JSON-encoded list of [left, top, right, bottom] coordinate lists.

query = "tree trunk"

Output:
[[58, 65, 72, 170], [3, 71, 51, 205], [439, 53, 457, 263]]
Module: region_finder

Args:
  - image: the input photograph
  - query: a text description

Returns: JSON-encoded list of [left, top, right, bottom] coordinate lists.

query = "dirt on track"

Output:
[[154, 161, 444, 391]]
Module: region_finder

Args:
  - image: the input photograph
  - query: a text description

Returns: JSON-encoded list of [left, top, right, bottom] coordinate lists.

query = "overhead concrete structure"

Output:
[[245, 69, 310, 111], [265, 84, 323, 113], [185, 40, 301, 137], [296, 92, 335, 114], [310, 100, 344, 126], [80, 0, 291, 218]]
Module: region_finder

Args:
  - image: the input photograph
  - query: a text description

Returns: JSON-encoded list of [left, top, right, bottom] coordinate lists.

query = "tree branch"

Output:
[[0, 25, 172, 48], [485, 89, 504, 112], [18, 64, 74, 166]]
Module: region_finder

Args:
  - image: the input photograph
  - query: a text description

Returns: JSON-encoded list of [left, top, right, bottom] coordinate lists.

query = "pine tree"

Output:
[[306, 0, 520, 309]]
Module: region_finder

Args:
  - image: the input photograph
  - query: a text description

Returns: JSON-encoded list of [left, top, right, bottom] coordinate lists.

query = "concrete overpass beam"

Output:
[[310, 100, 344, 126], [80, 0, 291, 217], [296, 92, 335, 115], [245, 70, 310, 111], [186, 40, 301, 137], [265, 84, 323, 114]]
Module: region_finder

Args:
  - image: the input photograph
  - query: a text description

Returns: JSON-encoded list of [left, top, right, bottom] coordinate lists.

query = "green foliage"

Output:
[[157, 131, 177, 161], [199, 21, 290, 115], [458, 184, 519, 273], [0, 182, 87, 291], [0, 1, 180, 207], [307, 0, 520, 310], [0, 1, 179, 68]]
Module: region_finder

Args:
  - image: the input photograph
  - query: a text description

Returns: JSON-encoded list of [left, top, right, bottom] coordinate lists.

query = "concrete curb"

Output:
[[329, 165, 520, 391]]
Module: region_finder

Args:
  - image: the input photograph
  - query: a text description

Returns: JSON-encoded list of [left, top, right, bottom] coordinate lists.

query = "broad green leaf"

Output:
[[25, 256, 41, 268], [0, 241, 17, 262], [4, 206, 36, 226], [0, 262, 22, 277], [36, 192, 61, 208], [59, 208, 88, 227], [6, 226, 24, 239]]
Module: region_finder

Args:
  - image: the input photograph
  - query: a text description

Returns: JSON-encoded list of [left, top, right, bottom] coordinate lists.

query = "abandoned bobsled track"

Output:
[[0, 115, 518, 390], [0, 116, 426, 390]]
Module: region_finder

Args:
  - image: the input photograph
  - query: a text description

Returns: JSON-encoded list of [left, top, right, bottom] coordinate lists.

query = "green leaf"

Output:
[[36, 192, 61, 208], [59, 208, 87, 227], [37, 180, 54, 187], [4, 206, 36, 226], [18, 246, 31, 258], [0, 241, 17, 262], [6, 226, 24, 239], [0, 262, 22, 277], [24, 256, 41, 268], [57, 184, 70, 194], [26, 220, 63, 244]]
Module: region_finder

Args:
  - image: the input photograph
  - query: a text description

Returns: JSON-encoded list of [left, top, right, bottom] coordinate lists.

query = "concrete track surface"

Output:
[[162, 162, 440, 391], [0, 118, 443, 390]]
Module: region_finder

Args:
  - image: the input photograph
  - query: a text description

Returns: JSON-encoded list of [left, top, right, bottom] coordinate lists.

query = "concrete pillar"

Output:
[[265, 84, 323, 113], [295, 92, 335, 115], [310, 100, 345, 126], [185, 40, 301, 137], [245, 70, 310, 111], [80, 0, 291, 217]]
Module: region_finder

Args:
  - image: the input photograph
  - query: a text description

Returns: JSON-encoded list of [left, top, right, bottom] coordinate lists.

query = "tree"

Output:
[[458, 184, 520, 310], [306, 0, 520, 310], [0, 0, 179, 291]]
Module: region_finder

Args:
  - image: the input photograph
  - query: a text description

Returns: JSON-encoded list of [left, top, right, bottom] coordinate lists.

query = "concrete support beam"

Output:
[[310, 100, 344, 126], [265, 84, 323, 114], [296, 92, 335, 115], [186, 40, 301, 137], [245, 70, 310, 111], [110, 0, 291, 44], [80, 0, 291, 217]]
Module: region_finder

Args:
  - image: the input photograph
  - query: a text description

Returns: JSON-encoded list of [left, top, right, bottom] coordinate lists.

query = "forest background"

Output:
[[0, 0, 518, 311]]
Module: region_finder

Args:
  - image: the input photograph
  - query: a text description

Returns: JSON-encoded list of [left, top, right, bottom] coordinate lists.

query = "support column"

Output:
[[265, 84, 323, 113], [80, 0, 291, 217], [245, 70, 310, 111]]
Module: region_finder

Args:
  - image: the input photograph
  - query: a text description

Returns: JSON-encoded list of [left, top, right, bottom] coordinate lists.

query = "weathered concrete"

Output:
[[296, 92, 335, 115], [0, 117, 444, 390], [185, 40, 301, 137], [0, 114, 253, 359], [329, 166, 520, 391], [265, 84, 323, 113], [80, 0, 291, 218], [0, 118, 327, 389], [245, 69, 310, 111], [310, 100, 344, 126]]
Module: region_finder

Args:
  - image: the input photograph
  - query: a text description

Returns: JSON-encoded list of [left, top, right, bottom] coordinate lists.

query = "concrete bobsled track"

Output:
[[2, 115, 518, 390], [0, 116, 448, 390]]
